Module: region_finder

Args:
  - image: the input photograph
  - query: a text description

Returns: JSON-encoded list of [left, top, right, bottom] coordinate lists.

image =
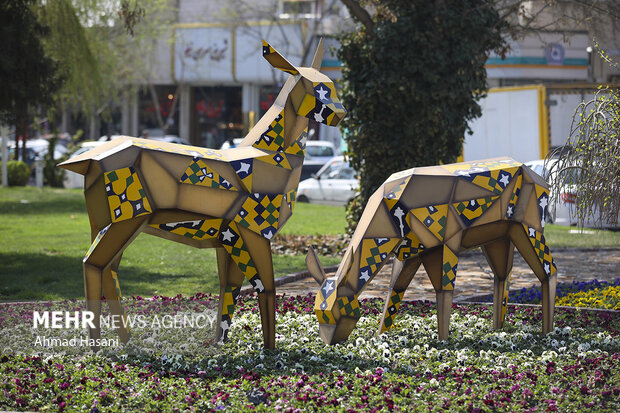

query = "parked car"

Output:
[[305, 140, 337, 164], [297, 156, 358, 206], [9, 138, 67, 167], [300, 140, 338, 180], [142, 128, 189, 145], [524, 159, 619, 229]]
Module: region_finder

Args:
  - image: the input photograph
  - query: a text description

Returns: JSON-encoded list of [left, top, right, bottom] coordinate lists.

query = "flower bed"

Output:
[[475, 278, 620, 309], [1, 295, 619, 412]]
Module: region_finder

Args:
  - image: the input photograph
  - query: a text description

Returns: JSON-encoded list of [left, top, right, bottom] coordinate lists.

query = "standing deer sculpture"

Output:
[[59, 39, 345, 350], [307, 158, 557, 344]]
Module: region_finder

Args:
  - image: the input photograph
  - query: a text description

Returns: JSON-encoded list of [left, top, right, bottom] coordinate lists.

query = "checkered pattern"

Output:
[[257, 152, 292, 169], [84, 224, 110, 261], [523, 224, 556, 279], [337, 296, 361, 318], [222, 285, 241, 318], [441, 245, 459, 290], [218, 222, 263, 293], [453, 196, 499, 227], [465, 168, 517, 195], [411, 204, 448, 241], [383, 177, 410, 200], [284, 128, 307, 156], [394, 232, 425, 261], [234, 193, 284, 239], [253, 111, 286, 152], [104, 167, 152, 223], [357, 237, 400, 290], [314, 278, 338, 324], [380, 289, 405, 333], [285, 189, 297, 213], [150, 219, 222, 240], [179, 157, 236, 190], [505, 173, 522, 219]]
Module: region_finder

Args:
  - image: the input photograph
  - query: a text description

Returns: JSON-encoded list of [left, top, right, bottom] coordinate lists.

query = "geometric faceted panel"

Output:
[[180, 157, 237, 190], [357, 237, 400, 289], [234, 193, 284, 239], [411, 204, 448, 241], [104, 167, 151, 223], [523, 224, 557, 278], [253, 110, 286, 152], [505, 173, 523, 220], [453, 196, 499, 227], [150, 219, 222, 240]]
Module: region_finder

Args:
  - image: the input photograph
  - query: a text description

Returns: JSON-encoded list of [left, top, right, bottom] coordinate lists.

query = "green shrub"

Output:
[[0, 160, 31, 186]]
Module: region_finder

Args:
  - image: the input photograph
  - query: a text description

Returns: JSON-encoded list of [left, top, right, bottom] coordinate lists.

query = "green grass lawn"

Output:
[[1, 187, 618, 301], [0, 187, 344, 301]]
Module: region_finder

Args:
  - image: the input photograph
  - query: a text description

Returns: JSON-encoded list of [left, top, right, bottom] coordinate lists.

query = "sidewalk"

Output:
[[274, 248, 620, 302]]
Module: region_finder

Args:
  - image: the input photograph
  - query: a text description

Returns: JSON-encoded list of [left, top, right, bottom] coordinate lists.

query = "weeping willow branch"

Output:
[[547, 86, 620, 228]]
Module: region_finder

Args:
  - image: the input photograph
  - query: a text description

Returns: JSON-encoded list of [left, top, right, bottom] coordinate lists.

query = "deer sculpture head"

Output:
[[260, 39, 345, 129]]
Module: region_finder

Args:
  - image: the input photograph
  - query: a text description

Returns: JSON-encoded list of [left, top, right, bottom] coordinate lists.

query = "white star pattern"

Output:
[[544, 263, 550, 274], [498, 174, 510, 187], [506, 205, 514, 217], [316, 86, 329, 101], [263, 230, 274, 239], [322, 280, 334, 295], [529, 227, 536, 237], [221, 229, 235, 242], [360, 269, 370, 282]]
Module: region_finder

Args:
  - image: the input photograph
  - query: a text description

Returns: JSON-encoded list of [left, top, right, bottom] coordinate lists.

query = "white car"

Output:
[[297, 156, 358, 206], [524, 159, 619, 229], [305, 140, 337, 164]]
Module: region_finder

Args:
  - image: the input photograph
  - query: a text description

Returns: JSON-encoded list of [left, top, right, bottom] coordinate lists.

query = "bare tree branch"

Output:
[[341, 0, 374, 31]]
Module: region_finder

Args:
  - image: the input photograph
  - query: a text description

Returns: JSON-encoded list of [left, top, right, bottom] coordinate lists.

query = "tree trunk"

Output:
[[15, 102, 28, 162]]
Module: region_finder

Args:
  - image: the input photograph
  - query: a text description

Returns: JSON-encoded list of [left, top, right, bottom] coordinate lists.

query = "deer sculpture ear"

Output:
[[262, 39, 299, 75], [306, 246, 327, 285], [311, 38, 325, 70]]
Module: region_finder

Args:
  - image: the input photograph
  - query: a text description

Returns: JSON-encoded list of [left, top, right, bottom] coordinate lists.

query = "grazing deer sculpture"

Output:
[[59, 39, 345, 350], [307, 158, 557, 344]]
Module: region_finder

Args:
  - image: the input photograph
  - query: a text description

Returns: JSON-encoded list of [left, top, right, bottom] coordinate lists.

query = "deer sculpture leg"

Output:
[[83, 216, 148, 351], [215, 248, 245, 344], [378, 257, 422, 334], [218, 222, 276, 349], [509, 223, 557, 334], [100, 253, 130, 343], [421, 245, 459, 341], [481, 237, 515, 330]]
